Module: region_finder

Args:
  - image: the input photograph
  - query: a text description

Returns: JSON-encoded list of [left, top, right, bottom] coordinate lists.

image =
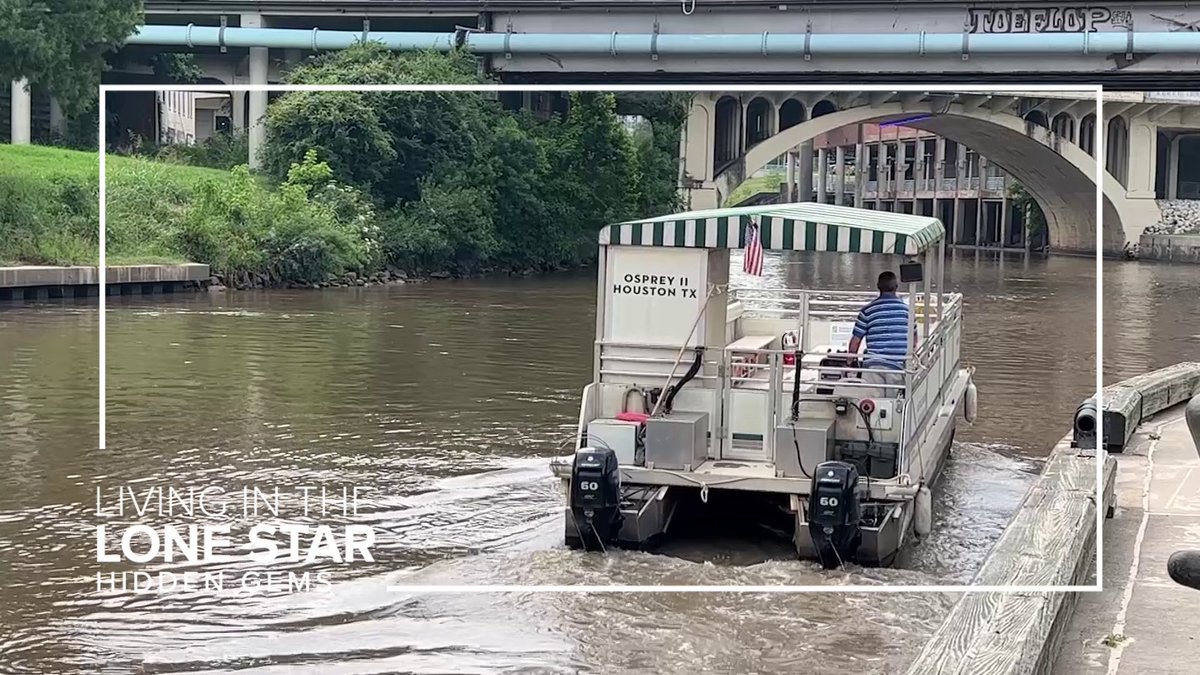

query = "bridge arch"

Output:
[[1079, 114, 1097, 155], [1052, 112, 1076, 143], [714, 102, 1132, 253], [745, 96, 775, 146], [779, 99, 806, 130]]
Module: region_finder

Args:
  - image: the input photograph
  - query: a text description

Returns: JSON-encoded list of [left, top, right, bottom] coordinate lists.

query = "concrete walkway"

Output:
[[1055, 407, 1200, 674]]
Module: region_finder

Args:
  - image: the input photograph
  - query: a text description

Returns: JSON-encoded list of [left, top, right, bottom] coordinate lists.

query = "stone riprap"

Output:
[[1144, 199, 1200, 236]]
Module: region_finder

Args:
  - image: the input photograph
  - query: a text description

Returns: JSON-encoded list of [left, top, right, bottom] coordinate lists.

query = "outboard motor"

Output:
[[807, 461, 862, 569], [569, 447, 623, 551]]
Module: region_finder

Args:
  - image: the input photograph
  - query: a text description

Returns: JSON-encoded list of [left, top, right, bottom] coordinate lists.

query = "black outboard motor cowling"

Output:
[[569, 447, 623, 551], [808, 461, 862, 568]]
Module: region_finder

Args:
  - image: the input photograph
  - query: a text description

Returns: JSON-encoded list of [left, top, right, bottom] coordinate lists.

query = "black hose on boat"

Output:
[[662, 348, 704, 414], [790, 348, 803, 419]]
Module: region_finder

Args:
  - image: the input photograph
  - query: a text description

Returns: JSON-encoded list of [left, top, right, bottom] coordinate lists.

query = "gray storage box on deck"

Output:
[[774, 416, 835, 478], [644, 411, 709, 471]]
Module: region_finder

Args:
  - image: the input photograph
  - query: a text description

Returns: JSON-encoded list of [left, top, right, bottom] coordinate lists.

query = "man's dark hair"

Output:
[[877, 271, 899, 293]]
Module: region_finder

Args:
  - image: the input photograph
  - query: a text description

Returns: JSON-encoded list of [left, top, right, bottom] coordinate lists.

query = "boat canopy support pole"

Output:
[[594, 245, 607, 383], [922, 247, 932, 341], [937, 239, 946, 324]]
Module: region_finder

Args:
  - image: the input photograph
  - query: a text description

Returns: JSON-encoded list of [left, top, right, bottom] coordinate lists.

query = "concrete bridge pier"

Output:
[[854, 141, 865, 207], [9, 79, 31, 145], [797, 140, 813, 202], [834, 145, 846, 205], [679, 95, 721, 210], [243, 13, 269, 169], [816, 147, 828, 203]]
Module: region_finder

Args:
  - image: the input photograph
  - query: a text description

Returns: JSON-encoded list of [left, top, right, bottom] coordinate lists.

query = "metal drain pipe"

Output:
[[126, 25, 1200, 57]]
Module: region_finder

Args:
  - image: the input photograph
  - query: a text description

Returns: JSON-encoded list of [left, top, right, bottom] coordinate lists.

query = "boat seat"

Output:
[[726, 335, 776, 352], [735, 368, 820, 391]]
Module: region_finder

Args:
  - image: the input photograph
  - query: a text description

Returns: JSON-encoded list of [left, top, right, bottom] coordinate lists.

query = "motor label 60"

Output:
[[819, 496, 839, 507], [579, 481, 599, 491]]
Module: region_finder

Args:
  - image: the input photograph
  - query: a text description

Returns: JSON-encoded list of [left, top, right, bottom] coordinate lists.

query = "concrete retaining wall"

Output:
[[907, 362, 1200, 675], [0, 264, 210, 301], [1139, 233, 1200, 263], [0, 264, 209, 287]]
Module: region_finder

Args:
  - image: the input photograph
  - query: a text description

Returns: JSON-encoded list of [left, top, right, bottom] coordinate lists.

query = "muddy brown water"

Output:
[[1, 251, 1196, 673]]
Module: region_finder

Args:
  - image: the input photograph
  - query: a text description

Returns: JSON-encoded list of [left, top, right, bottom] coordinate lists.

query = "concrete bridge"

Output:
[[680, 90, 1200, 254], [134, 1, 1200, 84]]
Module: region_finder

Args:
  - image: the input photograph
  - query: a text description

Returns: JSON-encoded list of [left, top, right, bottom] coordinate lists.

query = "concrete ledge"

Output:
[[0, 264, 210, 288], [905, 436, 1116, 675], [1139, 233, 1200, 263], [907, 362, 1200, 675], [1080, 362, 1200, 451]]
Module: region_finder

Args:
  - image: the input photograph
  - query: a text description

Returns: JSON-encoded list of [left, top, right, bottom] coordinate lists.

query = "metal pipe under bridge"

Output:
[[139, 0, 1200, 81]]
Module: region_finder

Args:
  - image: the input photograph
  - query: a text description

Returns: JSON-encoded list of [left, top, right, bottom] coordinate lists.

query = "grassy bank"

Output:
[[724, 171, 784, 207], [0, 144, 227, 266], [3, 55, 687, 286], [1, 145, 379, 286]]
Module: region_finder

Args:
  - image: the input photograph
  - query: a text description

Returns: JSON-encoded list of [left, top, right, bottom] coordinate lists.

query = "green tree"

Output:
[[0, 0, 143, 112], [259, 49, 679, 276], [269, 44, 492, 206], [382, 181, 498, 274], [559, 92, 640, 230], [1008, 181, 1046, 235], [616, 92, 691, 215], [263, 91, 397, 192], [150, 53, 203, 83]]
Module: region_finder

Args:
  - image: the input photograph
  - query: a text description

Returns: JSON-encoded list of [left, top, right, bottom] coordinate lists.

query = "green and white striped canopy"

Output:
[[600, 202, 945, 256]]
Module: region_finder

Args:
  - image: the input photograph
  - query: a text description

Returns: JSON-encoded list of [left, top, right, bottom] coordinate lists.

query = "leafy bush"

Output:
[[263, 91, 397, 192], [382, 181, 498, 274], [174, 151, 378, 284], [262, 50, 682, 277], [1, 146, 379, 280], [156, 133, 251, 170]]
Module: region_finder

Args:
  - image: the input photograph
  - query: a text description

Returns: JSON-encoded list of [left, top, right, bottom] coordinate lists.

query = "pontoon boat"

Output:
[[550, 202, 978, 567]]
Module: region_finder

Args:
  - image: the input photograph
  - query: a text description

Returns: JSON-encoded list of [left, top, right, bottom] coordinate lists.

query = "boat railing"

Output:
[[730, 288, 958, 339], [588, 339, 946, 472], [591, 289, 962, 462]]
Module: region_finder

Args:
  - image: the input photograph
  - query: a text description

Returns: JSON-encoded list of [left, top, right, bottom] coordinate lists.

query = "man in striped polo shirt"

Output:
[[846, 271, 909, 397]]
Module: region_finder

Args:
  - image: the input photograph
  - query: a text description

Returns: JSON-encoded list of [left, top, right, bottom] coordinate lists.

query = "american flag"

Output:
[[743, 219, 764, 276]]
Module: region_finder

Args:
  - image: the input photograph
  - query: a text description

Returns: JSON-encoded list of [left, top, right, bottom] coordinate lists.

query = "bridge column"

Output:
[[1168, 135, 1181, 200], [243, 13, 269, 169], [1125, 116, 1158, 200], [1000, 197, 1011, 247], [784, 150, 796, 201], [977, 157, 987, 245], [933, 138, 946, 231], [232, 92, 245, 133], [816, 147, 828, 204], [1023, 203, 1032, 252], [952, 197, 963, 246], [9, 79, 31, 145], [854, 140, 865, 207], [835, 145, 846, 206], [798, 140, 813, 202], [679, 94, 719, 209], [49, 97, 67, 138]]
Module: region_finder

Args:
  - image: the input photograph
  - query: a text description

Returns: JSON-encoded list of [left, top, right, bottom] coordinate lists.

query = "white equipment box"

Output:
[[586, 419, 640, 465]]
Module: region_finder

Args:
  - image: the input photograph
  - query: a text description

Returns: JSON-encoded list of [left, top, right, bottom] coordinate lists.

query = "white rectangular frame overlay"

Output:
[[98, 82, 1106, 593]]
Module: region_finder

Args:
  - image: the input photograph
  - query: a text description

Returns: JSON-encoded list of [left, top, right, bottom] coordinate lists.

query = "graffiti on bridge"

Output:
[[967, 7, 1133, 34]]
